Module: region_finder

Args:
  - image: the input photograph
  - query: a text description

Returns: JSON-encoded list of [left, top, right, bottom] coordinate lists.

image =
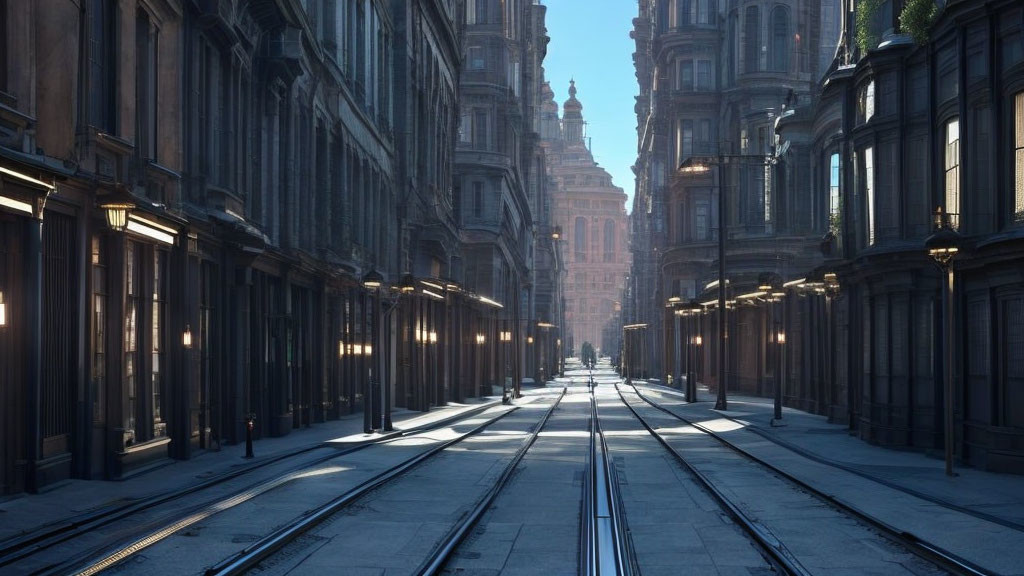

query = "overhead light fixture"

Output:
[[101, 201, 134, 232], [183, 325, 193, 349], [362, 269, 384, 290]]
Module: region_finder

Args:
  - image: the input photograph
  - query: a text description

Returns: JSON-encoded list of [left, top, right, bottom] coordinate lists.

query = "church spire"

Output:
[[563, 79, 584, 145]]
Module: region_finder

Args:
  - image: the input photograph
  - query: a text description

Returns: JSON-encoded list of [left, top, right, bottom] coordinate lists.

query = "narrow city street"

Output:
[[3, 0, 1024, 574], [1, 358, 1021, 575]]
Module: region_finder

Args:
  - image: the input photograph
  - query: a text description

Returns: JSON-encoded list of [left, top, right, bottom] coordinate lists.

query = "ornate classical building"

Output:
[[455, 0, 551, 396], [0, 0, 559, 495], [628, 0, 839, 383], [543, 81, 630, 356], [629, 0, 1024, 474]]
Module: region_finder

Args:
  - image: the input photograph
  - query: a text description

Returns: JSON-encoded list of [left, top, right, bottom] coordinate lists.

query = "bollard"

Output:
[[245, 413, 255, 459]]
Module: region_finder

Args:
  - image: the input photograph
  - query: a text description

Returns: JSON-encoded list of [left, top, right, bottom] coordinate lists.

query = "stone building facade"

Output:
[[542, 81, 630, 356], [629, 0, 1024, 474], [789, 0, 1024, 473], [0, 0, 559, 494], [455, 0, 550, 396], [628, 0, 840, 385]]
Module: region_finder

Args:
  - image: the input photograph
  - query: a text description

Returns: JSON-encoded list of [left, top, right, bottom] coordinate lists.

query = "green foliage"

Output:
[[829, 211, 842, 236], [580, 341, 597, 369], [900, 0, 939, 46], [855, 0, 883, 55]]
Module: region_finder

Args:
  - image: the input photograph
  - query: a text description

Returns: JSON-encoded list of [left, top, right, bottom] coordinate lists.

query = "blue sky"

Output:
[[542, 0, 638, 213]]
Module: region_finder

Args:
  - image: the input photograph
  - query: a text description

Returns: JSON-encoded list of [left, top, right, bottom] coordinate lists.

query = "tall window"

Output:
[[0, 0, 7, 92], [125, 242, 141, 443], [771, 6, 790, 72], [574, 216, 587, 262], [829, 152, 841, 234], [865, 147, 876, 245], [945, 117, 961, 229], [135, 11, 158, 161], [695, 199, 710, 240], [91, 237, 107, 427], [603, 220, 615, 262], [468, 0, 488, 24], [743, 6, 760, 73], [473, 109, 488, 149], [89, 0, 118, 131], [696, 0, 714, 24], [677, 119, 693, 166], [151, 250, 166, 438], [1014, 92, 1024, 223], [473, 181, 483, 217], [677, 60, 693, 90], [696, 60, 712, 90]]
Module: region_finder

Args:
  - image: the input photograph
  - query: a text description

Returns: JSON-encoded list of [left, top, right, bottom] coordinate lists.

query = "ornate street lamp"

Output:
[[926, 206, 962, 477], [362, 269, 384, 290]]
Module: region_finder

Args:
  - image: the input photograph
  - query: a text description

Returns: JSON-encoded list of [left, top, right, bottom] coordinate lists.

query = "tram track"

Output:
[[620, 382, 987, 576], [580, 389, 638, 576], [0, 401, 504, 573], [6, 402, 509, 576], [638, 382, 1024, 534], [202, 389, 567, 576]]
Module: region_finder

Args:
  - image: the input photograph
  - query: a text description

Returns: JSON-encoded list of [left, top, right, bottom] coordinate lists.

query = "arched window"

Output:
[[574, 216, 587, 261], [603, 220, 616, 262], [771, 6, 789, 72], [743, 6, 760, 73]]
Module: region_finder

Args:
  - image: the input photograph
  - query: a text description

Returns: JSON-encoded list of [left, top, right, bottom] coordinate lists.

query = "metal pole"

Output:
[[685, 314, 693, 402], [674, 312, 682, 391], [773, 300, 783, 422], [716, 161, 728, 410], [945, 267, 955, 476]]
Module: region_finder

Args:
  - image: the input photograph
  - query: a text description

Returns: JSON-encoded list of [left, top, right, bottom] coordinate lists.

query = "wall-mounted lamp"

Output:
[[527, 336, 534, 344], [101, 201, 134, 232], [338, 340, 346, 357], [183, 324, 193, 349], [693, 335, 703, 346], [362, 269, 384, 290], [777, 331, 786, 345], [364, 344, 373, 356], [428, 331, 438, 344], [353, 344, 364, 355], [0, 291, 6, 327], [476, 333, 486, 345]]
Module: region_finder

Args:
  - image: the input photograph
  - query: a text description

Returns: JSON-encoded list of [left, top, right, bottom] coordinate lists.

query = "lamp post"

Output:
[[668, 293, 682, 391], [500, 328, 513, 403], [680, 154, 776, 411], [925, 206, 962, 477], [681, 300, 702, 402]]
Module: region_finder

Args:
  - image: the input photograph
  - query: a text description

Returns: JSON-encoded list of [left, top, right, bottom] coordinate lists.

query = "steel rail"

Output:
[[615, 383, 808, 576], [0, 400, 501, 570], [52, 404, 516, 576], [627, 383, 993, 576], [636, 381, 1024, 534], [198, 404, 523, 576], [585, 390, 638, 576], [417, 387, 567, 575]]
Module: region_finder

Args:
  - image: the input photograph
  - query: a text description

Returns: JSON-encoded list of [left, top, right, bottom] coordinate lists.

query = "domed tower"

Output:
[[540, 81, 561, 141], [562, 79, 584, 145]]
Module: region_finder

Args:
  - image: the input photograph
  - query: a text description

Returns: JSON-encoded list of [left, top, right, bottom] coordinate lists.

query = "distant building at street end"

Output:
[[542, 81, 630, 356]]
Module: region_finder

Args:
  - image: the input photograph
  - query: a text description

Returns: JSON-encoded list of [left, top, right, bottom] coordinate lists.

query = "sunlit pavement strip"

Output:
[[77, 406, 526, 576], [585, 382, 770, 575], [442, 386, 592, 575], [619, 387, 960, 575], [245, 396, 562, 575], [632, 384, 1024, 575]]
